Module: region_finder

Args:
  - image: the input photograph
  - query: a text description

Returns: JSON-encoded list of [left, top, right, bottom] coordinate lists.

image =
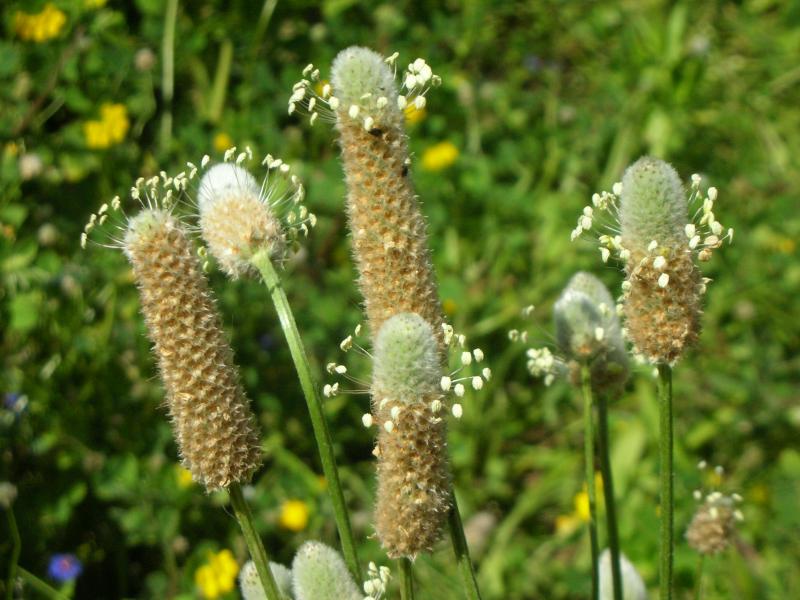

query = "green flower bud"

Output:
[[239, 560, 294, 600], [554, 272, 629, 392], [291, 541, 361, 600]]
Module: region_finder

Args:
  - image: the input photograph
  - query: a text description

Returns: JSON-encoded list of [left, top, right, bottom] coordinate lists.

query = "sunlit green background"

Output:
[[2, 1, 799, 598]]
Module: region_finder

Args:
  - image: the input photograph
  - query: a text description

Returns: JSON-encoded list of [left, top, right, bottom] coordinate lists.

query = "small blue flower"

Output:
[[48, 554, 83, 583]]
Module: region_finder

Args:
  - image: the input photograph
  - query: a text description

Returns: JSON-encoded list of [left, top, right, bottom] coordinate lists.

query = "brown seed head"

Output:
[[124, 209, 262, 490]]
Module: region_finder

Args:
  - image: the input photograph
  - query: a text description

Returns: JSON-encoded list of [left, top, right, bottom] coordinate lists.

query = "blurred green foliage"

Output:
[[1, 0, 799, 598]]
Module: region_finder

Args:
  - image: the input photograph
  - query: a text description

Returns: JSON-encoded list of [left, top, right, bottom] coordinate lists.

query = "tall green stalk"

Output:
[[229, 483, 281, 600], [657, 364, 674, 600], [251, 250, 361, 584], [5, 507, 20, 600], [597, 393, 623, 600], [399, 558, 415, 600], [159, 0, 177, 154], [581, 365, 599, 600], [448, 494, 482, 600]]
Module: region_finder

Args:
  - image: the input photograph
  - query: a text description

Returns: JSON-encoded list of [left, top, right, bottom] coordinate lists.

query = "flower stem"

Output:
[[693, 555, 705, 600], [15, 567, 68, 600], [5, 507, 20, 600], [228, 483, 281, 600], [159, 0, 178, 154], [251, 251, 361, 584], [597, 393, 623, 600], [581, 365, 599, 600], [399, 558, 415, 600], [657, 363, 674, 600], [447, 494, 482, 600]]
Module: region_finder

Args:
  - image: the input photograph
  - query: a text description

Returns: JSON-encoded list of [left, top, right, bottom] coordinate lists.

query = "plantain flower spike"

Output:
[[197, 152, 314, 279], [571, 156, 733, 364], [123, 207, 262, 491], [290, 47, 445, 349], [598, 549, 648, 600], [554, 272, 629, 393], [291, 541, 362, 600], [239, 560, 294, 600], [686, 490, 743, 556], [371, 313, 451, 558]]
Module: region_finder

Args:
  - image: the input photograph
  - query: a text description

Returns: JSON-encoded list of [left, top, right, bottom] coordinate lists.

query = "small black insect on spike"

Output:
[[369, 127, 384, 137], [401, 164, 409, 177]]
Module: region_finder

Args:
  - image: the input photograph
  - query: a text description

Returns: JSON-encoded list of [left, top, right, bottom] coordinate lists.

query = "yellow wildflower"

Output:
[[84, 103, 129, 149], [404, 103, 426, 125], [14, 4, 67, 43], [195, 549, 239, 599], [555, 513, 580, 536], [175, 465, 194, 488], [278, 499, 309, 532], [574, 490, 590, 522], [213, 132, 234, 153], [421, 141, 459, 172], [85, 0, 107, 7]]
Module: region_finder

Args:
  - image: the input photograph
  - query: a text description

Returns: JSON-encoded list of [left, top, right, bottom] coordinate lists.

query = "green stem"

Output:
[[160, 0, 178, 154], [251, 252, 361, 584], [597, 393, 623, 600], [657, 364, 674, 600], [447, 494, 482, 600], [228, 483, 281, 600], [693, 555, 705, 600], [581, 366, 599, 600], [6, 508, 20, 600], [399, 558, 415, 600], [16, 567, 68, 600]]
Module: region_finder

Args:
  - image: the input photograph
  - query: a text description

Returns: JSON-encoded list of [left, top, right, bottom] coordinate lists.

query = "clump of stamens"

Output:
[[572, 157, 733, 364], [197, 148, 315, 278], [686, 462, 743, 556]]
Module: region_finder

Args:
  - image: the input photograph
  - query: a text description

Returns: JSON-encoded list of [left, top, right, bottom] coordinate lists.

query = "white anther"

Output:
[[708, 187, 718, 201], [648, 240, 658, 252], [328, 96, 340, 110], [595, 327, 605, 341], [334, 365, 347, 374], [390, 406, 401, 420], [364, 116, 374, 131], [339, 335, 353, 351], [461, 351, 472, 365], [658, 273, 670, 288], [452, 404, 463, 419], [348, 104, 360, 119], [309, 112, 318, 125], [397, 95, 407, 110], [689, 235, 701, 249], [404, 73, 417, 89], [454, 383, 465, 397], [473, 348, 484, 362], [362, 413, 373, 428], [600, 248, 610, 263], [482, 367, 491, 380], [383, 420, 394, 433], [471, 376, 483, 390], [321, 84, 331, 98], [430, 399, 442, 413], [376, 96, 388, 109], [414, 96, 426, 110], [612, 182, 623, 196], [440, 376, 452, 391], [653, 255, 667, 270], [685, 223, 696, 238]]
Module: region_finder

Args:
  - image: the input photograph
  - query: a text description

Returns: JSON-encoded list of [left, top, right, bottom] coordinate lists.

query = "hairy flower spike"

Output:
[[574, 157, 733, 364], [291, 541, 362, 600], [371, 313, 451, 558], [238, 560, 293, 600], [123, 210, 262, 490], [554, 272, 629, 393], [598, 549, 647, 600], [198, 158, 314, 278], [293, 47, 445, 348]]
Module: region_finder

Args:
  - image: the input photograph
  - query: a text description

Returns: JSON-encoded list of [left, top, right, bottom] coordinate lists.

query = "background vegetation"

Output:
[[1, 1, 799, 598]]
